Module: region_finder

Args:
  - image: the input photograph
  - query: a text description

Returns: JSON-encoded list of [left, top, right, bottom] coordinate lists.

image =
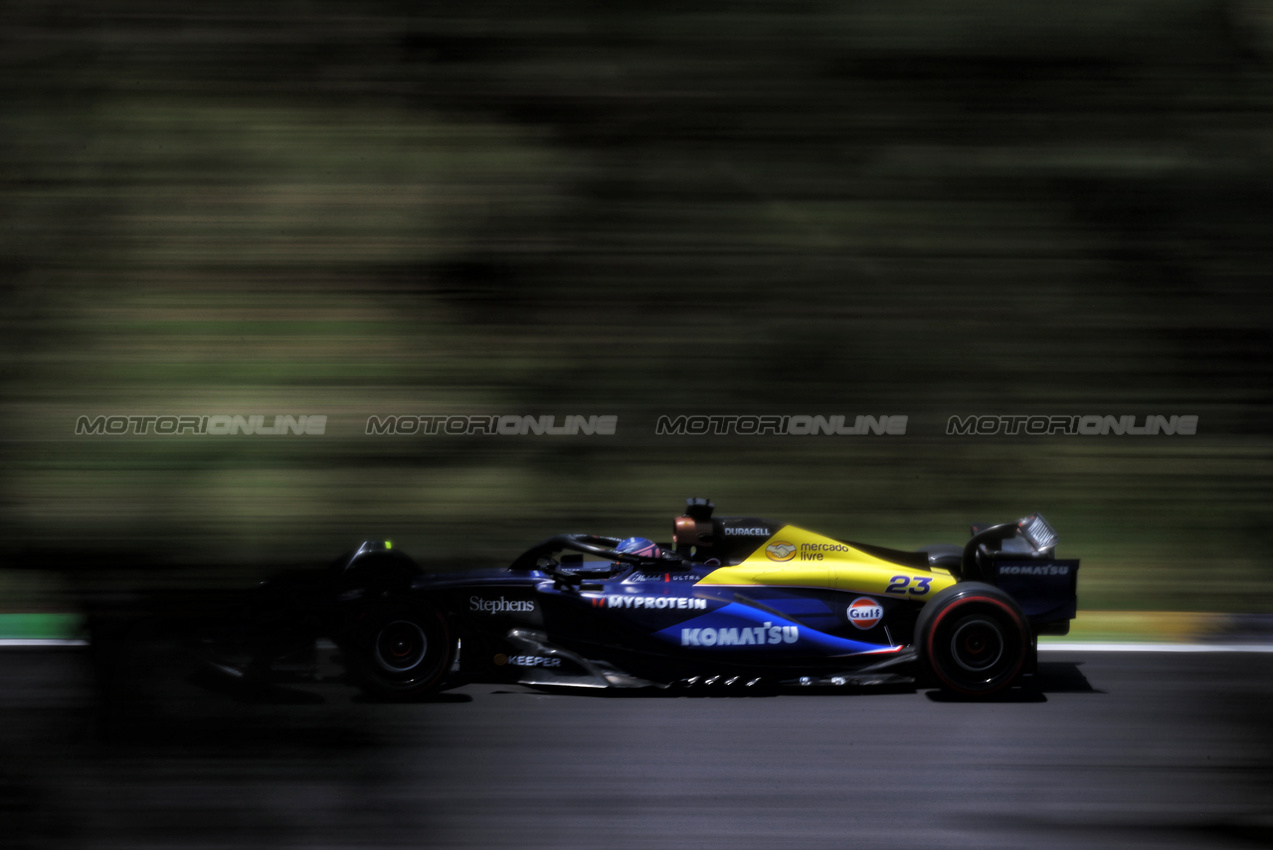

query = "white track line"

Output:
[[1039, 642, 1273, 653], [0, 639, 88, 647]]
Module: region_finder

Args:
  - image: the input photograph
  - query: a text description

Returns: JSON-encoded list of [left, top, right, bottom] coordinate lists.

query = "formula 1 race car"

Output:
[[210, 499, 1079, 699]]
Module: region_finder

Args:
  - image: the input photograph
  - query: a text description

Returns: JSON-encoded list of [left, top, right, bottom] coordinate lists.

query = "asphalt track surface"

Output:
[[2, 647, 1271, 849]]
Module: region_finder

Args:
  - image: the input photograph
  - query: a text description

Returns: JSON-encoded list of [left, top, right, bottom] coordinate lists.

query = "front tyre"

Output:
[[916, 583, 1031, 697], [347, 603, 453, 700]]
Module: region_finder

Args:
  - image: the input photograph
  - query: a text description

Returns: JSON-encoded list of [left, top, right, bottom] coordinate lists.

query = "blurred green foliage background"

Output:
[[2, 0, 1271, 611]]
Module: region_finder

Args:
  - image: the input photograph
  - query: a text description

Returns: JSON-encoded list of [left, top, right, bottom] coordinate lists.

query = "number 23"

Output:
[[885, 575, 932, 596]]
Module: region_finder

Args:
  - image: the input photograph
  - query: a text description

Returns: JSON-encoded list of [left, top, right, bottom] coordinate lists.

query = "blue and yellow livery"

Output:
[[212, 498, 1080, 701]]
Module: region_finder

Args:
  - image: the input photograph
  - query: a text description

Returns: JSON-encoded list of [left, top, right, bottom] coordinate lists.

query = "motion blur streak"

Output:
[[1, 2, 1271, 845], [1, 0, 1271, 607], [3, 648, 1272, 849]]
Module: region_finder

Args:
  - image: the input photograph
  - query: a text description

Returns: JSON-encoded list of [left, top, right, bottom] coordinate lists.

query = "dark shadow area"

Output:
[[922, 660, 1101, 701], [1032, 660, 1104, 694], [186, 665, 328, 705], [82, 622, 376, 746], [924, 686, 1049, 704], [962, 811, 1273, 848], [350, 691, 474, 705], [504, 684, 783, 700], [91, 714, 378, 754]]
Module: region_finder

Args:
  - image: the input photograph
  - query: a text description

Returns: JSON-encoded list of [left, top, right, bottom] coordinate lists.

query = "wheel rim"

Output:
[[949, 616, 1005, 673], [374, 620, 428, 673], [925, 595, 1028, 695]]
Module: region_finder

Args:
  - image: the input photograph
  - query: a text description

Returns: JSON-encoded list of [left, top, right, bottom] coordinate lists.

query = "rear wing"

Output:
[[964, 514, 1079, 635]]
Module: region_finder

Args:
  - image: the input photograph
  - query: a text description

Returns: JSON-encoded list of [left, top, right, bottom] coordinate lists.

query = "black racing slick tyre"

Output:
[[915, 582, 1031, 697], [347, 603, 453, 701]]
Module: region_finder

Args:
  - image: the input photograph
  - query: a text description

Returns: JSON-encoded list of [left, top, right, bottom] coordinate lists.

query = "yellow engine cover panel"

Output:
[[697, 525, 956, 600]]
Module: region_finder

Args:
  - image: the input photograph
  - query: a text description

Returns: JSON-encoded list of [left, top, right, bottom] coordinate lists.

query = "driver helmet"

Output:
[[615, 537, 661, 558]]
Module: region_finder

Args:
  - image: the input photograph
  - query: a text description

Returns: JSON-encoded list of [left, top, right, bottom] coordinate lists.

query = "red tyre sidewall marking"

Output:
[[924, 595, 1027, 695]]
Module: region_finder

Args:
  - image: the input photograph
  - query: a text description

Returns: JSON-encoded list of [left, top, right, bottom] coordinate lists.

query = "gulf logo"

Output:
[[846, 597, 883, 630]]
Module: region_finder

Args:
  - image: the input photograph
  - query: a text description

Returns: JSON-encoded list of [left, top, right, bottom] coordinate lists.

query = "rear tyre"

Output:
[[916, 582, 1031, 697], [346, 603, 453, 701]]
